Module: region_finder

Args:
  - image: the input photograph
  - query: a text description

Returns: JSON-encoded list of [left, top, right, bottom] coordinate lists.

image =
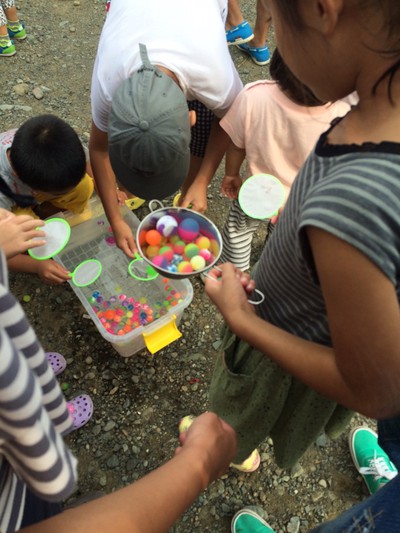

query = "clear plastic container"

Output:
[[54, 197, 193, 357]]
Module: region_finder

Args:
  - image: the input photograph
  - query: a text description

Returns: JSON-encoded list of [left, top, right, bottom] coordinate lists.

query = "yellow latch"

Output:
[[142, 315, 182, 354]]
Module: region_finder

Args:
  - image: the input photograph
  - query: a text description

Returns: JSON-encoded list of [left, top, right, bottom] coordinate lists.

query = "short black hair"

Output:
[[269, 48, 325, 107], [9, 114, 86, 192]]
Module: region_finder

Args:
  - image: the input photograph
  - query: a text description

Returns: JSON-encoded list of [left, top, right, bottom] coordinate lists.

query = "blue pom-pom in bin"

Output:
[[136, 202, 223, 279]]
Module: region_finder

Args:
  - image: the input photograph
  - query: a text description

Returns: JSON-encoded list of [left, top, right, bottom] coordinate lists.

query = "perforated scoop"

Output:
[[71, 259, 102, 287], [28, 218, 71, 260], [238, 173, 285, 220], [128, 253, 159, 282]]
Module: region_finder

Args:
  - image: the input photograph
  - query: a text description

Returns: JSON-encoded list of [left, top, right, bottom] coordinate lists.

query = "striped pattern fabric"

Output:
[[219, 199, 269, 271], [254, 132, 400, 345], [0, 252, 77, 532]]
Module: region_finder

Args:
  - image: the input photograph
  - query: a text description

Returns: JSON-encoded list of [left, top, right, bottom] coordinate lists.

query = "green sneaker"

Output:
[[231, 508, 275, 533], [0, 38, 16, 57], [349, 426, 398, 494], [7, 21, 27, 40]]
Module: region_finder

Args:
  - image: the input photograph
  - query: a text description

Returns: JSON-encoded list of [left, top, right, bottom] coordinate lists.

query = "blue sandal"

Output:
[[226, 20, 254, 46]]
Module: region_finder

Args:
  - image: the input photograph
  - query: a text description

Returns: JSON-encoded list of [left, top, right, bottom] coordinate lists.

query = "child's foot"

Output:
[[178, 415, 260, 472], [125, 196, 145, 210], [231, 507, 276, 533], [0, 37, 16, 57], [226, 21, 254, 46], [7, 21, 27, 40], [349, 426, 398, 494], [237, 43, 271, 66], [173, 192, 182, 207], [230, 448, 261, 473], [67, 394, 93, 430], [46, 352, 67, 376]]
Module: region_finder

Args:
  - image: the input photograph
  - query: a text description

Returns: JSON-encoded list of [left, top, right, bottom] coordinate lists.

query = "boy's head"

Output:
[[108, 55, 191, 201], [9, 114, 86, 193], [269, 48, 326, 107]]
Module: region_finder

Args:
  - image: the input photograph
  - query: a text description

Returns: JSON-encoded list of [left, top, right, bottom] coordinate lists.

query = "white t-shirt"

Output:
[[220, 80, 351, 199], [91, 0, 243, 132], [0, 129, 34, 210]]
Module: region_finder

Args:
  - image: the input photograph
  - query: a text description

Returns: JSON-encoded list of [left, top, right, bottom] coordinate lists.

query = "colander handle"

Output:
[[203, 266, 265, 306], [148, 199, 164, 212]]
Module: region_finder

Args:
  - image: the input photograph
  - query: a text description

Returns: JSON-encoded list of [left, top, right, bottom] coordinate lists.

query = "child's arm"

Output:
[[8, 254, 71, 284], [221, 141, 246, 199], [20, 413, 236, 533], [180, 120, 230, 213], [89, 122, 136, 257], [205, 252, 400, 420]]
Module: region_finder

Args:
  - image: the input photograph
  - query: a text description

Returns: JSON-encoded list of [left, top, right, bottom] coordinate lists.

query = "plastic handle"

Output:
[[142, 315, 182, 354]]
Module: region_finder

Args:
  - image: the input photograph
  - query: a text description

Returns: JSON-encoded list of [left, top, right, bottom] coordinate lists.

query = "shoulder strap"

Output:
[[0, 174, 37, 208]]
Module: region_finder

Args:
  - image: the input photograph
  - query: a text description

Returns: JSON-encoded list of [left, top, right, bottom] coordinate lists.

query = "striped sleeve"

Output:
[[0, 252, 77, 532], [299, 155, 400, 286]]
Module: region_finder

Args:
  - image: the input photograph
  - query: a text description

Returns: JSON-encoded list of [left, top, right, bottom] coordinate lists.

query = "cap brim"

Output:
[[109, 149, 190, 201]]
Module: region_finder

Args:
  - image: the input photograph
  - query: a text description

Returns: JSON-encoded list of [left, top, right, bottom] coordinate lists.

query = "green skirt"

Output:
[[209, 326, 353, 468]]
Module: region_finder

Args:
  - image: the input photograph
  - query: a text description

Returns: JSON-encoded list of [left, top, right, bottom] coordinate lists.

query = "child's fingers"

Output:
[[26, 238, 46, 249]]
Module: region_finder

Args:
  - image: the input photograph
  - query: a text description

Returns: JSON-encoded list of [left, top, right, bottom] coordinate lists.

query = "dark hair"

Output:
[[269, 48, 325, 107], [272, 0, 400, 100], [9, 114, 86, 192]]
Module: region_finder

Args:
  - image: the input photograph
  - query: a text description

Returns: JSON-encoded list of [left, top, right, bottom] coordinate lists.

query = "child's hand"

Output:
[[0, 210, 46, 259], [176, 412, 237, 486], [35, 260, 71, 285], [180, 181, 208, 213], [112, 218, 137, 258], [270, 206, 284, 225], [204, 263, 256, 327], [221, 174, 242, 199]]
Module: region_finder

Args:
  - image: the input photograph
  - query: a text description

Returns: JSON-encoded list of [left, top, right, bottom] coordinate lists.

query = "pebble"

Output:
[[32, 86, 44, 100], [106, 455, 119, 468], [104, 421, 116, 432]]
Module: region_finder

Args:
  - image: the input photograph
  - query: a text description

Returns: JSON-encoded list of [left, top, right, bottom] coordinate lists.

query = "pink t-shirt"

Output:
[[220, 80, 351, 199]]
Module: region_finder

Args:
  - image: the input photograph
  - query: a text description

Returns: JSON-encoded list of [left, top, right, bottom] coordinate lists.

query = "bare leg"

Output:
[[251, 0, 271, 48], [4, 5, 19, 23], [226, 0, 271, 47], [226, 0, 244, 30]]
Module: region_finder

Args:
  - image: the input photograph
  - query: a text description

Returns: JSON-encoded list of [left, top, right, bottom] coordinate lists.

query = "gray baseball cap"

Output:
[[108, 44, 191, 200]]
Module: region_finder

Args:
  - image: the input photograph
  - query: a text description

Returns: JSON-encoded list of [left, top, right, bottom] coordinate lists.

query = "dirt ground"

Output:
[[1, 1, 373, 531]]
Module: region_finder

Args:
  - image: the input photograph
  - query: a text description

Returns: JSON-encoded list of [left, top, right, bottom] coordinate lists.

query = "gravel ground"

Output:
[[2, 1, 374, 531]]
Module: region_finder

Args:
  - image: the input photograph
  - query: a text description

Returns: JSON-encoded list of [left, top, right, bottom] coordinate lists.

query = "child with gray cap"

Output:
[[89, 0, 242, 258]]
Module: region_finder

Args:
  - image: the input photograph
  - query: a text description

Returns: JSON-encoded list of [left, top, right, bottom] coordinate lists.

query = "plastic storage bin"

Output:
[[54, 197, 193, 357]]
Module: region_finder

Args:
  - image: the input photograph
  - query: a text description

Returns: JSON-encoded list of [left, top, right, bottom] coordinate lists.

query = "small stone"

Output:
[[104, 420, 116, 432], [13, 83, 29, 95], [32, 86, 44, 100], [106, 454, 119, 468], [287, 516, 300, 533]]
